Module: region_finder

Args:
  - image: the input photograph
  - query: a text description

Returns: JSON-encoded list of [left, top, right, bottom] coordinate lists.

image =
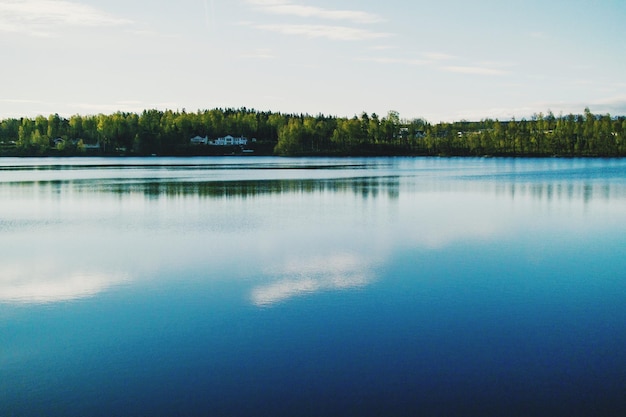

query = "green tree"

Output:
[[16, 119, 34, 151], [47, 113, 62, 139], [582, 107, 595, 154], [31, 129, 49, 154], [368, 113, 381, 144], [275, 118, 309, 155], [97, 114, 116, 153], [137, 109, 163, 154], [69, 115, 83, 140], [381, 110, 400, 144]]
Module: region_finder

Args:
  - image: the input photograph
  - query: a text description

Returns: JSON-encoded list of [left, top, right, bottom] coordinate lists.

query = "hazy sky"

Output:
[[1, 0, 625, 122]]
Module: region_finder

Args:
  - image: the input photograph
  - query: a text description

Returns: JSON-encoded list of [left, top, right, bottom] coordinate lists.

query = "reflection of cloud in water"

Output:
[[0, 263, 128, 304], [251, 254, 375, 307]]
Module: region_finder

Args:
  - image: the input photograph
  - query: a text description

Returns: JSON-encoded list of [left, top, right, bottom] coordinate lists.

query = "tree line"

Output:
[[0, 107, 624, 157]]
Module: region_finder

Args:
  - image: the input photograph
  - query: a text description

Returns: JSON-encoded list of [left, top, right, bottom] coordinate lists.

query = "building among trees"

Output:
[[190, 135, 249, 146]]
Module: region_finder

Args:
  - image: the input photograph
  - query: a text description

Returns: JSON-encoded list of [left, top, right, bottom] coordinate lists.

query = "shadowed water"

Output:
[[1, 157, 625, 416]]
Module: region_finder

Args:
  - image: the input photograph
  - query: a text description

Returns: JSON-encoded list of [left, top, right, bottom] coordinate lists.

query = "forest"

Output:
[[0, 107, 625, 157]]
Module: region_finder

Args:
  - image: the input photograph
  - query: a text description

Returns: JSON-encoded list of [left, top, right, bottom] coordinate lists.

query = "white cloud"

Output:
[[241, 48, 276, 59], [370, 45, 400, 50], [590, 94, 626, 110], [247, 0, 383, 24], [451, 106, 539, 122], [357, 51, 461, 69], [115, 100, 144, 106], [0, 98, 43, 104], [448, 98, 625, 122], [245, 0, 390, 42], [357, 57, 428, 66], [0, 0, 131, 37], [441, 65, 508, 76], [67, 100, 180, 115], [536, 95, 626, 117], [254, 23, 392, 41], [474, 95, 626, 120], [423, 52, 455, 61]]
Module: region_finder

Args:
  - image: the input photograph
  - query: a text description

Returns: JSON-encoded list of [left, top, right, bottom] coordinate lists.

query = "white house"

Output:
[[190, 135, 209, 145], [209, 135, 248, 146]]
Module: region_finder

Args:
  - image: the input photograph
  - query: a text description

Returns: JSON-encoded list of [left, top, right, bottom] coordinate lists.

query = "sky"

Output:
[[1, 0, 625, 122]]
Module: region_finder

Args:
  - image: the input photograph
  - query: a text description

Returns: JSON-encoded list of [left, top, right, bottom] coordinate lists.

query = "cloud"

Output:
[[241, 48, 276, 59], [451, 106, 540, 122], [357, 57, 428, 66], [449, 96, 626, 122], [0, 0, 131, 37], [357, 50, 456, 66], [423, 52, 456, 61], [68, 100, 180, 114], [247, 0, 383, 24], [204, 0, 216, 31], [370, 45, 400, 51], [441, 65, 508, 76], [444, 60, 516, 76], [588, 95, 626, 115], [245, 1, 390, 42], [251, 253, 375, 307], [0, 98, 43, 104], [254, 23, 392, 41], [358, 51, 456, 67], [446, 98, 611, 121]]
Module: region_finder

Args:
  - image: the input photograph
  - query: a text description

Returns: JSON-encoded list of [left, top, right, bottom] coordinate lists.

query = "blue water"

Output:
[[1, 157, 625, 416]]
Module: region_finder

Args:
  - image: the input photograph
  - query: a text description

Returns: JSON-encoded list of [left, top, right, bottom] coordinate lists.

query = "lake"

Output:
[[1, 156, 626, 416]]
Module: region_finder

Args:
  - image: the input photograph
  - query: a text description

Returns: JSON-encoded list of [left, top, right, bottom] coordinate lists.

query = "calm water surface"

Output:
[[1, 157, 625, 416]]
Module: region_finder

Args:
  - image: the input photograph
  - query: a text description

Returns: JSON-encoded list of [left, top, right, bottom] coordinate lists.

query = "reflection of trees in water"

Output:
[[493, 182, 626, 203], [1, 176, 401, 200], [2, 176, 625, 203], [401, 180, 626, 203], [121, 177, 402, 200]]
